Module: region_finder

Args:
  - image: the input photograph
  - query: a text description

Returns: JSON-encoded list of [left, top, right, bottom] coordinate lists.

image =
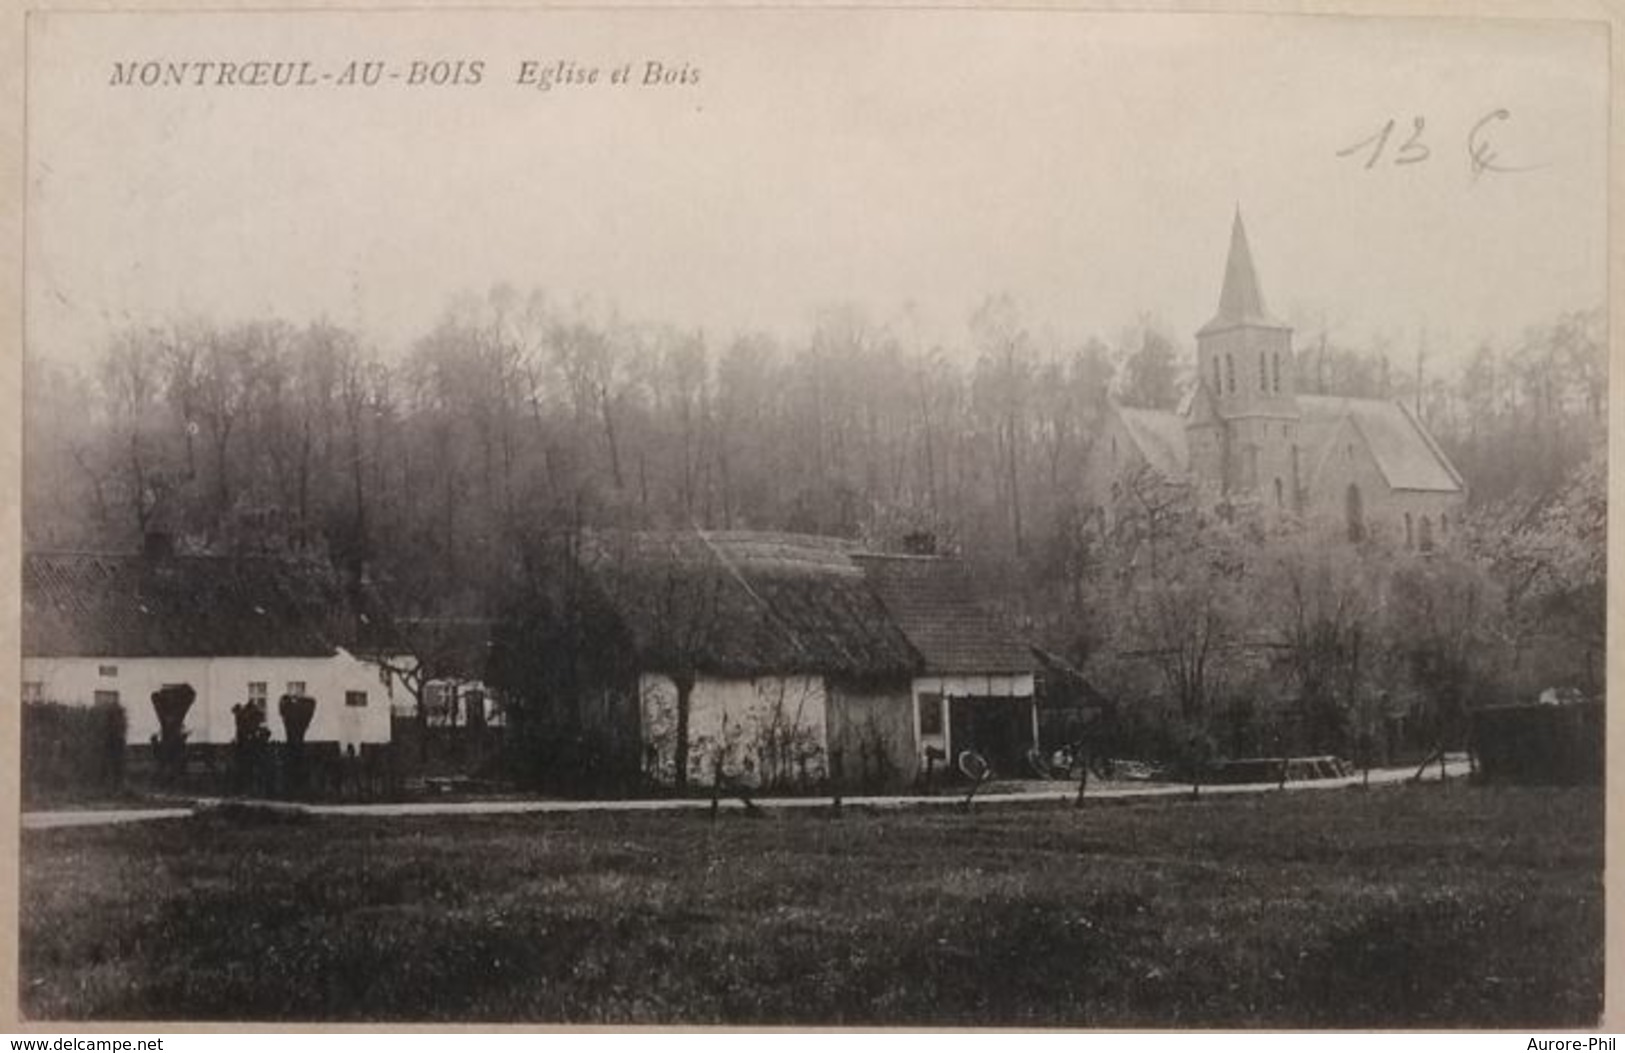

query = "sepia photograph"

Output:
[[15, 6, 1610, 1028]]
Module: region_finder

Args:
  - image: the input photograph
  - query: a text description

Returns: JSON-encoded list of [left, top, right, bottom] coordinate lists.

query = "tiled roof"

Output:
[[23, 552, 343, 658], [851, 554, 1038, 676]]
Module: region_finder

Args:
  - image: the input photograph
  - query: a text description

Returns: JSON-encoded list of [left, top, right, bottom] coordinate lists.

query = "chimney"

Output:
[[902, 530, 937, 556], [142, 531, 175, 560]]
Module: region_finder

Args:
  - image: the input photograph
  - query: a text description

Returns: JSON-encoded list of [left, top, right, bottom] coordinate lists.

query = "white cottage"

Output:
[[22, 542, 391, 751]]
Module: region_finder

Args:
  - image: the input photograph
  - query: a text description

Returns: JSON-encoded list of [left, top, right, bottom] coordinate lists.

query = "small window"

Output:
[[1273, 351, 1282, 393], [345, 690, 368, 708], [1440, 514, 1449, 536], [1226, 354, 1236, 394], [98, 664, 118, 678], [1418, 516, 1434, 553], [1258, 350, 1267, 392], [1212, 356, 1222, 393], [1274, 477, 1284, 508], [1404, 513, 1414, 549], [918, 692, 943, 737], [286, 680, 307, 698], [22, 681, 44, 704], [93, 689, 119, 707]]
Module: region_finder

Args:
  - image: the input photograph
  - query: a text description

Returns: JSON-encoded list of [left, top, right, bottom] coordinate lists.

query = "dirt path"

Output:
[[22, 757, 1472, 830]]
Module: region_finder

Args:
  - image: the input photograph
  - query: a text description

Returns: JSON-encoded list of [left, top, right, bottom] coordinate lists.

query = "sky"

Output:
[[25, 10, 1609, 372]]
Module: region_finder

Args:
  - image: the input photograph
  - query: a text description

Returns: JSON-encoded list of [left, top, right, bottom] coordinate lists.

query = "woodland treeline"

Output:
[[24, 289, 1605, 756]]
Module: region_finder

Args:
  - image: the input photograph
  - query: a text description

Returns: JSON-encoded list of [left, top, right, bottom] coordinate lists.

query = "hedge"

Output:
[[22, 700, 127, 803]]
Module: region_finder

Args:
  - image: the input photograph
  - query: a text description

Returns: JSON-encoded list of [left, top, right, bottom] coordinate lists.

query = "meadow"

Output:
[[19, 782, 1603, 1026]]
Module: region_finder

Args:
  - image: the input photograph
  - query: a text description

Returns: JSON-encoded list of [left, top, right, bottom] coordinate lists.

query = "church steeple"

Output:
[[1188, 208, 1299, 499], [1199, 208, 1288, 336]]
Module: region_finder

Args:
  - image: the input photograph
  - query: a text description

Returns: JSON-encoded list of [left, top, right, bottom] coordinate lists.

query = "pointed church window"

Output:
[[1345, 484, 1364, 542]]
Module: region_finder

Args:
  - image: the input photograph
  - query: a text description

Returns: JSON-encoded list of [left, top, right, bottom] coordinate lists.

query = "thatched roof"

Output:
[[580, 531, 920, 678], [579, 531, 1038, 680]]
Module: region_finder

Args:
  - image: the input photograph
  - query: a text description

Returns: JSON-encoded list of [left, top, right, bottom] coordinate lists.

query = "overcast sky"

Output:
[[26, 10, 1608, 372]]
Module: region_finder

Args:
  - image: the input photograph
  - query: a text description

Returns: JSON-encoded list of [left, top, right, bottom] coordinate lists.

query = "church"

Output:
[[1089, 211, 1466, 550]]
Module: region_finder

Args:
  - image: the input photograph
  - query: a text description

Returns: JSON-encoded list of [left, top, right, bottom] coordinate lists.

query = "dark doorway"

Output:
[[949, 696, 1035, 777]]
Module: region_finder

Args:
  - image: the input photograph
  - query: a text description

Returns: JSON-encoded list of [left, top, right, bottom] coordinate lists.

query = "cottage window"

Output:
[[918, 692, 943, 737], [248, 681, 268, 710], [286, 680, 307, 698], [345, 690, 368, 708], [98, 664, 118, 678], [93, 690, 119, 707], [22, 681, 44, 704]]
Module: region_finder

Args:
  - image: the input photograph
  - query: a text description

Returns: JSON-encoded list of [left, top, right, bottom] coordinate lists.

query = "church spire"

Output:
[[1199, 208, 1287, 336]]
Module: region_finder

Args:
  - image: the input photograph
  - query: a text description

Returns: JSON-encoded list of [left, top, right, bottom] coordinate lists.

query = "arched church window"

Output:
[[1419, 516, 1434, 553], [1226, 354, 1235, 394], [1345, 483, 1364, 542], [1404, 512, 1414, 549]]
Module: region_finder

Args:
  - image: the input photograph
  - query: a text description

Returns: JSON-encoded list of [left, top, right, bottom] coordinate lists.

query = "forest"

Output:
[[23, 289, 1606, 760]]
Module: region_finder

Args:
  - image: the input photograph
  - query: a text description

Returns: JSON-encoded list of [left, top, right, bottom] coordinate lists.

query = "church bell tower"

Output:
[[1188, 209, 1301, 506]]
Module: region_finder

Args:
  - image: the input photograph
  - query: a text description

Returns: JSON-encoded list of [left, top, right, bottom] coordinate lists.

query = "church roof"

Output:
[[1298, 396, 1465, 493], [1117, 406, 1190, 478], [1198, 210, 1290, 336], [1107, 394, 1463, 497]]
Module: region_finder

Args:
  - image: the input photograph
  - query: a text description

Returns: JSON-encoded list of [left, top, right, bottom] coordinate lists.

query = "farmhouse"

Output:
[[21, 536, 391, 753], [560, 530, 1040, 790], [1090, 210, 1466, 546]]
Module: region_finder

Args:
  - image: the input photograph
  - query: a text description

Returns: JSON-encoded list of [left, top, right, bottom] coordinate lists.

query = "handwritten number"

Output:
[[1395, 117, 1430, 164], [1336, 119, 1395, 169], [1340, 109, 1537, 181]]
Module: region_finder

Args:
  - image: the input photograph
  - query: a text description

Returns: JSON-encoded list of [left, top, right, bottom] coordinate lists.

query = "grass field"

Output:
[[20, 782, 1603, 1027]]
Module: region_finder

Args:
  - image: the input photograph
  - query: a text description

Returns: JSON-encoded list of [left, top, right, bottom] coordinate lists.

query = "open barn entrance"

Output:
[[949, 696, 1035, 778]]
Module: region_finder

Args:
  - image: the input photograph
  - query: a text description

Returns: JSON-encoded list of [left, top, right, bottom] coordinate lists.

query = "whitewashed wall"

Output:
[[22, 648, 390, 748], [639, 673, 829, 787]]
